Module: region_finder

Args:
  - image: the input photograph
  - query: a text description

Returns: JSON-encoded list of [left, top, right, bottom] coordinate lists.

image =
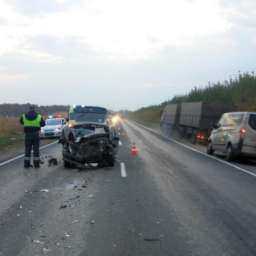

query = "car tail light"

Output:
[[196, 133, 205, 140], [240, 128, 246, 137]]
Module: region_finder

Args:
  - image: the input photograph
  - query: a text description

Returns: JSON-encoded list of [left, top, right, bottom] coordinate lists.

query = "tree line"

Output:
[[0, 103, 69, 117], [130, 72, 256, 123]]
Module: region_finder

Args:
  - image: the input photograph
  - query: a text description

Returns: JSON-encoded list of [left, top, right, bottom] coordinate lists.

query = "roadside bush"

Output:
[[0, 117, 22, 136]]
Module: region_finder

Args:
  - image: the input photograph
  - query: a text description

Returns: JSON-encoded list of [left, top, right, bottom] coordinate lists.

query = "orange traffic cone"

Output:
[[131, 143, 139, 156]]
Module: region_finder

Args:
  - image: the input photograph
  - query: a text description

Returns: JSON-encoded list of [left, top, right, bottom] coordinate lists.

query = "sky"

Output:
[[0, 0, 255, 110]]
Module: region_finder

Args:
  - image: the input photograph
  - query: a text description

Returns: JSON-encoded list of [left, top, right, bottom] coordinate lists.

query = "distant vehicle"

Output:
[[161, 102, 233, 143], [160, 104, 180, 136], [109, 113, 124, 134], [207, 112, 256, 160], [60, 105, 119, 168], [40, 118, 66, 138]]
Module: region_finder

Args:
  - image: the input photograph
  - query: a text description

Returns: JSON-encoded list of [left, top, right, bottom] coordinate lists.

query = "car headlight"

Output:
[[111, 115, 120, 126]]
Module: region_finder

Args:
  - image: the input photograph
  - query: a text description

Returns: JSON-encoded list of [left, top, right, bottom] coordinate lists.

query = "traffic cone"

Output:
[[131, 143, 139, 156]]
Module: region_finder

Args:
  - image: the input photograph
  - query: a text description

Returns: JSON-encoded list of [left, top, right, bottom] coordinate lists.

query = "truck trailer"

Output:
[[178, 102, 234, 143], [160, 104, 180, 137], [161, 102, 234, 143]]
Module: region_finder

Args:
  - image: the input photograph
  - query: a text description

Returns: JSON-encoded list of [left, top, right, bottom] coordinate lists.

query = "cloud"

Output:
[[0, 0, 231, 61], [16, 49, 64, 63], [0, 70, 29, 83], [0, 17, 7, 25], [221, 0, 256, 28], [5, 0, 82, 16], [0, 0, 255, 109]]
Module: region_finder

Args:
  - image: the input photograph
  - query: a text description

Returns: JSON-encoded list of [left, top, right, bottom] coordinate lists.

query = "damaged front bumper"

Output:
[[62, 124, 119, 167]]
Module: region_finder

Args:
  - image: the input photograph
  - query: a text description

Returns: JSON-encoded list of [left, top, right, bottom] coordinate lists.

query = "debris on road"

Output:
[[88, 194, 94, 198], [48, 157, 58, 167], [90, 220, 95, 224], [32, 239, 44, 245], [59, 204, 68, 209], [72, 219, 79, 224], [64, 232, 71, 238], [43, 247, 51, 254], [69, 195, 80, 200], [40, 189, 49, 193], [144, 238, 161, 242]]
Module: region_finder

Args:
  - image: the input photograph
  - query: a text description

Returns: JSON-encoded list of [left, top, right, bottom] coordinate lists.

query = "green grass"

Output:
[[0, 133, 24, 150]]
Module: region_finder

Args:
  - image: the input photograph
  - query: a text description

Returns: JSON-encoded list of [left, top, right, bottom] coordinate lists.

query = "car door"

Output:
[[243, 113, 256, 153], [218, 113, 243, 152], [211, 114, 226, 150], [218, 113, 237, 152]]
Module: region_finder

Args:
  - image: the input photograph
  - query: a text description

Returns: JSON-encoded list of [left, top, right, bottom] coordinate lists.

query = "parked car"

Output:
[[207, 112, 256, 160], [60, 105, 119, 168], [40, 118, 66, 138]]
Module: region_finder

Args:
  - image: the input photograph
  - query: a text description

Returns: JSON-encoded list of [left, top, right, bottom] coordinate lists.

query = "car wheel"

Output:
[[107, 155, 115, 167], [226, 144, 235, 161], [64, 159, 71, 168], [207, 142, 214, 155], [98, 161, 106, 168]]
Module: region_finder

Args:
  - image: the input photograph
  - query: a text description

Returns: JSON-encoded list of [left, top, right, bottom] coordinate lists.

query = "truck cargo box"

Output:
[[160, 104, 180, 137], [161, 104, 178, 125], [179, 102, 233, 130]]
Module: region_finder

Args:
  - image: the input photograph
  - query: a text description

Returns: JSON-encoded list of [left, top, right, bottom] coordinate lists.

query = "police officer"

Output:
[[20, 105, 45, 168]]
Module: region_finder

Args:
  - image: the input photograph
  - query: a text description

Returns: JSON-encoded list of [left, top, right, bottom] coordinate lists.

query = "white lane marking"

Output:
[[0, 141, 58, 168], [120, 162, 127, 178], [133, 122, 256, 179], [119, 140, 123, 146]]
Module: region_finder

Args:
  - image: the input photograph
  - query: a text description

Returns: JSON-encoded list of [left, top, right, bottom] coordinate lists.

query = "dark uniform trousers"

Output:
[[24, 132, 40, 167]]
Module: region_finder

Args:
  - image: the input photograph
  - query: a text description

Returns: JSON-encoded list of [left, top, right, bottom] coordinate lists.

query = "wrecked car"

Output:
[[60, 105, 119, 168]]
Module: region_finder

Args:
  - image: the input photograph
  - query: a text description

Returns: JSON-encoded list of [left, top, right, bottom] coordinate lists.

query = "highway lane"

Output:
[[1, 121, 256, 255]]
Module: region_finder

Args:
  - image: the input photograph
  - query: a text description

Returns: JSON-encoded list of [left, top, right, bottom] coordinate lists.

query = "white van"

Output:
[[207, 112, 256, 160]]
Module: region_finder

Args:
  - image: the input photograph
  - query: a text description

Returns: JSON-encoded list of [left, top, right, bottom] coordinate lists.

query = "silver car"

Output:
[[40, 118, 66, 139], [207, 112, 256, 160]]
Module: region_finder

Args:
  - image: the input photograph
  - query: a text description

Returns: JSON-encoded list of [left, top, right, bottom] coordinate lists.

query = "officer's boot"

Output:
[[24, 160, 30, 169], [34, 160, 40, 169]]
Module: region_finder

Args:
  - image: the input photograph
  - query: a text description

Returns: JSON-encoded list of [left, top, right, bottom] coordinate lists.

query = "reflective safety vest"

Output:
[[22, 114, 42, 128]]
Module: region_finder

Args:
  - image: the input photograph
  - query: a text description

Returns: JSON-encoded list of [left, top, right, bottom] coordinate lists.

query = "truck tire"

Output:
[[101, 154, 115, 167], [107, 156, 115, 167], [64, 159, 72, 168]]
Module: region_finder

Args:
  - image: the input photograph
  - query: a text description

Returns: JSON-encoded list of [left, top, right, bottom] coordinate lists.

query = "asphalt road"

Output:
[[1, 121, 256, 255]]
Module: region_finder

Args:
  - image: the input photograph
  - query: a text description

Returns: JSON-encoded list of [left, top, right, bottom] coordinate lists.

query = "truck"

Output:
[[178, 102, 234, 143], [160, 104, 180, 137], [161, 102, 234, 143], [60, 105, 119, 169]]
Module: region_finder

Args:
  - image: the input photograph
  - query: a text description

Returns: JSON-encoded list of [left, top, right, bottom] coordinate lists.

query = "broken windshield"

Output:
[[70, 112, 106, 123]]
